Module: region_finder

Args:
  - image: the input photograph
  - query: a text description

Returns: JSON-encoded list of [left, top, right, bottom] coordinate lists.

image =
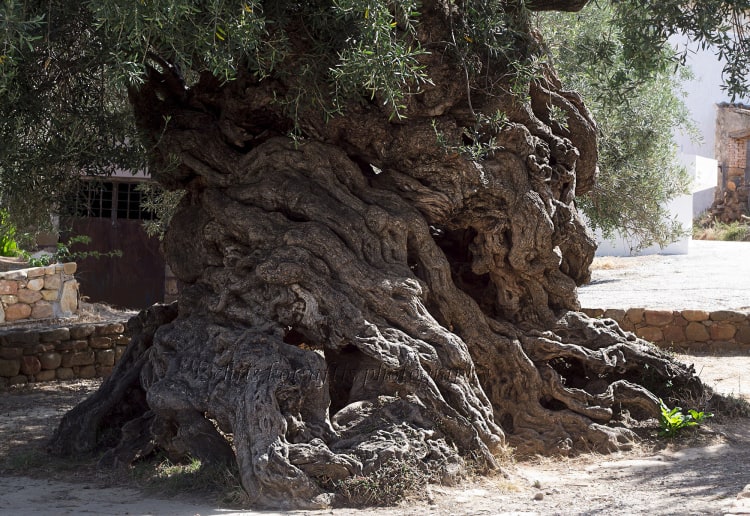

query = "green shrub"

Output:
[[658, 399, 713, 438], [0, 210, 22, 257], [693, 218, 750, 241], [721, 222, 750, 241]]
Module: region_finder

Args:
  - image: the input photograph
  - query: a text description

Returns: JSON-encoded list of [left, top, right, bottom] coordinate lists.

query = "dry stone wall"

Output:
[[0, 257, 28, 273], [0, 263, 79, 324], [0, 320, 129, 388], [2, 306, 745, 388], [582, 308, 750, 351]]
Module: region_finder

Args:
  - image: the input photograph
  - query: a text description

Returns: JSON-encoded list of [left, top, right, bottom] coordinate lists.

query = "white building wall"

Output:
[[590, 35, 748, 256], [590, 194, 692, 257], [589, 155, 717, 256], [680, 154, 718, 217], [670, 34, 750, 158]]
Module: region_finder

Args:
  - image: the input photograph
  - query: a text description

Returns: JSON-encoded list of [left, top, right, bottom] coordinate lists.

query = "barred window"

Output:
[[117, 182, 151, 220], [69, 181, 154, 221]]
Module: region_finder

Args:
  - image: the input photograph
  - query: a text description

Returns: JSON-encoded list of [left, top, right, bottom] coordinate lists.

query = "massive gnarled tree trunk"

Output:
[[50, 1, 701, 509]]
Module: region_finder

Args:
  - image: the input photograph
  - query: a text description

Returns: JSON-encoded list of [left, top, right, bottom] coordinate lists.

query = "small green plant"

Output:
[[0, 233, 20, 257], [26, 235, 122, 267], [0, 209, 22, 257], [658, 399, 713, 438]]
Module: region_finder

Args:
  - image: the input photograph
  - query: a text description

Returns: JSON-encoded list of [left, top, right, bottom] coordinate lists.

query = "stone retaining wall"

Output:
[[0, 263, 79, 324], [0, 320, 129, 388], [2, 307, 746, 388], [0, 257, 28, 273], [582, 308, 750, 351]]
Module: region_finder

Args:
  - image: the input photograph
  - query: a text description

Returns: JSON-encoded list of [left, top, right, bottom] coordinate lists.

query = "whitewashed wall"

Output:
[[590, 32, 750, 257], [589, 156, 716, 256], [670, 34, 750, 158]]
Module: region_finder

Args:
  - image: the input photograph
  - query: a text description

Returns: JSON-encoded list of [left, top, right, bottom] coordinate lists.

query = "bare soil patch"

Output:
[[580, 240, 750, 312], [1, 354, 750, 515]]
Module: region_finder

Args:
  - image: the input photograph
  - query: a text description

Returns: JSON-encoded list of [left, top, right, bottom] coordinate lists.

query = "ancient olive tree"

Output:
[[1, 0, 747, 509]]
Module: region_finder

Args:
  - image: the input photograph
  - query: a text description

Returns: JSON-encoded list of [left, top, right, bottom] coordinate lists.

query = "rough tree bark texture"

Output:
[[50, 1, 702, 509]]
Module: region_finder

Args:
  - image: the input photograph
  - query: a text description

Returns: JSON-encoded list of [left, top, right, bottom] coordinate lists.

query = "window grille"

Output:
[[68, 181, 154, 221]]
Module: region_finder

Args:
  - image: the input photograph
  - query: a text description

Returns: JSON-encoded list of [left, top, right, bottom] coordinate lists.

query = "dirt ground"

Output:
[[578, 240, 750, 311], [4, 243, 750, 514], [1, 353, 749, 516]]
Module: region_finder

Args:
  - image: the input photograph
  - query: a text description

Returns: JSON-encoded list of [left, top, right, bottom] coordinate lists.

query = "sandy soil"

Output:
[[579, 240, 750, 311], [1, 355, 749, 516]]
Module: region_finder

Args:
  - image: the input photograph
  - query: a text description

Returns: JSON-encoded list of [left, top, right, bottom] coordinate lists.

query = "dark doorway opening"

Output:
[[62, 180, 165, 309]]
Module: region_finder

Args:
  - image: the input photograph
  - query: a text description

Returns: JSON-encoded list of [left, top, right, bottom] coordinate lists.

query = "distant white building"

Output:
[[591, 34, 750, 257], [671, 34, 750, 157]]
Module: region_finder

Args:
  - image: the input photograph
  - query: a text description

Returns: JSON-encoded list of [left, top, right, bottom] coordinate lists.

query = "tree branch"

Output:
[[525, 0, 589, 12]]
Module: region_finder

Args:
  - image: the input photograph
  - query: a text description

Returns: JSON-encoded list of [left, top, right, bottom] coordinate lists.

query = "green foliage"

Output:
[[86, 0, 432, 120], [1, 0, 748, 237], [721, 223, 750, 242], [87, 0, 268, 85], [0, 209, 21, 257], [0, 0, 45, 95], [452, 0, 531, 67], [0, 2, 146, 232], [610, 0, 750, 101], [26, 235, 122, 267], [658, 399, 713, 438], [693, 217, 750, 241], [536, 3, 695, 251], [0, 1, 436, 231], [136, 183, 185, 240], [330, 0, 431, 118], [0, 236, 19, 258]]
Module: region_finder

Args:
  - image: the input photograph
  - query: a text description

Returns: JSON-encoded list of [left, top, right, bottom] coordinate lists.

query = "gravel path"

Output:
[[578, 240, 750, 311]]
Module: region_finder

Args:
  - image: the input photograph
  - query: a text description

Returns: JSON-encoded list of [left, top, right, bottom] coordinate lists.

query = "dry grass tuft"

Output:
[[590, 257, 629, 270]]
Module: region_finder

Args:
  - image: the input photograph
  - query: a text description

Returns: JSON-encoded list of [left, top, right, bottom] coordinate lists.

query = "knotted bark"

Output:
[[49, 2, 703, 508]]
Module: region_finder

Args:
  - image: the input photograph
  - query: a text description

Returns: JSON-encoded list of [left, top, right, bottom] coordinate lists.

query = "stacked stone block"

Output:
[[582, 308, 750, 351], [0, 257, 28, 273], [0, 263, 78, 324], [0, 320, 129, 388]]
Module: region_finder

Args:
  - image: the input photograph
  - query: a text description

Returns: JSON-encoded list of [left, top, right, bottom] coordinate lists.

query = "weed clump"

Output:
[[693, 217, 750, 241], [658, 399, 713, 438], [325, 457, 433, 507]]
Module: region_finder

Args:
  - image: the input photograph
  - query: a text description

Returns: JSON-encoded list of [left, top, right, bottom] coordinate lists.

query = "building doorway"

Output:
[[62, 180, 165, 309]]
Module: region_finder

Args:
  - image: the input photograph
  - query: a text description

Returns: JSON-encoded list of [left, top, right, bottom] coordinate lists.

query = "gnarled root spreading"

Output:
[[49, 139, 702, 508]]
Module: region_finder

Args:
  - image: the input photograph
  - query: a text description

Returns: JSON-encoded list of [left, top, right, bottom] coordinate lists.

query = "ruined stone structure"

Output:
[[710, 104, 750, 222]]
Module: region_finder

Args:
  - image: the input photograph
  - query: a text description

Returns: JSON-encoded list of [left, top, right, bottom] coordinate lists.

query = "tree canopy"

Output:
[[1, 0, 748, 233], [537, 3, 697, 251]]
